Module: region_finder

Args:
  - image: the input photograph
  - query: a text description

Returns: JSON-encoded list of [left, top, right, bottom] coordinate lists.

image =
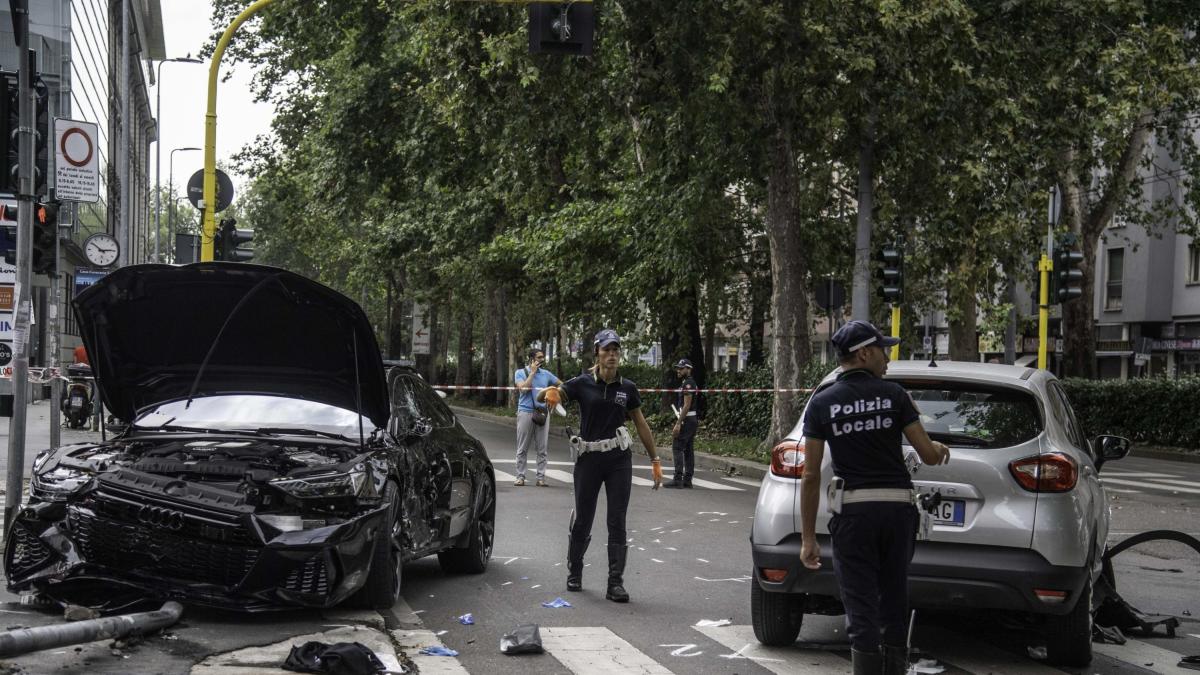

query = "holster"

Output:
[[826, 476, 845, 515]]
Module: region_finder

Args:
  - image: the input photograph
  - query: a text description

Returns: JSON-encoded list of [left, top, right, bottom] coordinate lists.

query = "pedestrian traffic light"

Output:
[[1054, 237, 1084, 303], [218, 217, 254, 262], [0, 71, 48, 196], [877, 245, 903, 302], [0, 204, 14, 265], [528, 2, 594, 56], [32, 201, 57, 274]]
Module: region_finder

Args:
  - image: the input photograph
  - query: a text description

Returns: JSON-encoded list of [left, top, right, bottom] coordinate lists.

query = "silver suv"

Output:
[[750, 361, 1131, 667]]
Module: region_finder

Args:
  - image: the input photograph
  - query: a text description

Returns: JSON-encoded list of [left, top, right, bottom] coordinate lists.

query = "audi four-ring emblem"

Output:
[[137, 505, 186, 531]]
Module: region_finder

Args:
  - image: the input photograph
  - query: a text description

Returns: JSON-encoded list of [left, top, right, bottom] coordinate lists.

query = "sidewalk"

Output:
[[0, 399, 103, 490], [450, 404, 769, 480]]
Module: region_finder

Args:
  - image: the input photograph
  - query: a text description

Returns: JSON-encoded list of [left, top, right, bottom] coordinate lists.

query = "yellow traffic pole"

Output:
[[201, 0, 280, 261], [890, 304, 901, 360], [1037, 254, 1053, 369]]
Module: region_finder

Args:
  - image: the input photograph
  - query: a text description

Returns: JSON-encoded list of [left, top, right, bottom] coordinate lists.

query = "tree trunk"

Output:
[[480, 290, 500, 406], [703, 292, 717, 372], [495, 287, 510, 407], [850, 105, 876, 322], [1061, 112, 1152, 379], [748, 258, 770, 367], [947, 254, 979, 362], [455, 311, 473, 388], [765, 123, 812, 448]]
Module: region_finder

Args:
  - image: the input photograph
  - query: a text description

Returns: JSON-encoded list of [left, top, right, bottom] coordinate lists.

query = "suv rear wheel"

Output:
[[1044, 575, 1093, 667], [751, 577, 802, 646]]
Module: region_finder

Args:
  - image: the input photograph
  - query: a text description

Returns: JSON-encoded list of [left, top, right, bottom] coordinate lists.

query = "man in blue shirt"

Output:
[[514, 348, 560, 486]]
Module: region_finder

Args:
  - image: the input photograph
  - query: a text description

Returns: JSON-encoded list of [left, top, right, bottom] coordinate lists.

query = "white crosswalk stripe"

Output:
[[540, 626, 675, 674], [693, 624, 850, 673], [412, 620, 1198, 674], [1100, 471, 1182, 479], [1102, 477, 1200, 494], [490, 459, 744, 490]]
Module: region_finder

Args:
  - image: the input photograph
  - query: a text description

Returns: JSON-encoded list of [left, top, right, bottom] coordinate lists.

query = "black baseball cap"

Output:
[[674, 358, 694, 369], [831, 320, 900, 356], [594, 329, 621, 349]]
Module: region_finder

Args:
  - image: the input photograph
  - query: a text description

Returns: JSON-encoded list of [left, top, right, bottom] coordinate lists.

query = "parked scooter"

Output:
[[61, 363, 94, 429]]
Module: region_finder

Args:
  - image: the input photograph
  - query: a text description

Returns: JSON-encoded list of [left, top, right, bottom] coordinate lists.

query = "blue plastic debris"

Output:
[[520, 576, 529, 580], [458, 613, 475, 625], [419, 646, 460, 657], [541, 597, 573, 608]]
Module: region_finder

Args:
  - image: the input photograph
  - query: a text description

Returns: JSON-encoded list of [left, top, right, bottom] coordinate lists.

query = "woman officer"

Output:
[[539, 329, 663, 602]]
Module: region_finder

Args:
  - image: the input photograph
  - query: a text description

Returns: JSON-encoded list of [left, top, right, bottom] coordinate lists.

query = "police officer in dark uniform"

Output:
[[664, 358, 699, 489], [799, 320, 950, 675], [539, 329, 664, 602]]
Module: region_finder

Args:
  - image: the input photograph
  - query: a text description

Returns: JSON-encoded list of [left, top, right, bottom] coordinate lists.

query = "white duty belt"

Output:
[[570, 426, 633, 455], [841, 488, 916, 505]]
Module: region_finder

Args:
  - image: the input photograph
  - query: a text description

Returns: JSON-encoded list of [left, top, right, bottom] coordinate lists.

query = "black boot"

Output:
[[851, 647, 883, 675], [566, 535, 590, 592], [882, 645, 908, 675], [605, 544, 629, 602]]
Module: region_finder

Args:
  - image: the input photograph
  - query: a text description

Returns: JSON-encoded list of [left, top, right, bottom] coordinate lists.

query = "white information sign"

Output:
[[412, 303, 431, 355], [54, 118, 101, 203]]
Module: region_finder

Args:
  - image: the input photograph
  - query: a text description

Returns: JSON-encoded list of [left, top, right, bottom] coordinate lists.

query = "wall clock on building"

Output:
[[83, 233, 120, 268]]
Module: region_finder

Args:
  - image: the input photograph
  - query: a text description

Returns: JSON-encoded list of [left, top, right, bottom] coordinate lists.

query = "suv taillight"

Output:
[[1008, 453, 1078, 492], [770, 440, 805, 478]]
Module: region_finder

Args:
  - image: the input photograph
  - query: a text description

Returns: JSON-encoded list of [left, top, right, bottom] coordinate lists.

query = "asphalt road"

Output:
[[0, 408, 1196, 674]]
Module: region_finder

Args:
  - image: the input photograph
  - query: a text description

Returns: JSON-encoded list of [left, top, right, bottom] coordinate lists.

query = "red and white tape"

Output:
[[432, 384, 814, 394]]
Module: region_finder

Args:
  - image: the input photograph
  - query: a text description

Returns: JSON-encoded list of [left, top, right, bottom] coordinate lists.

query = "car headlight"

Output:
[[270, 463, 369, 499], [30, 466, 89, 502]]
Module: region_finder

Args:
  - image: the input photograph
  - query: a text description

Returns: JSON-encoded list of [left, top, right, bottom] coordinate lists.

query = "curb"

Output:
[[449, 405, 769, 481]]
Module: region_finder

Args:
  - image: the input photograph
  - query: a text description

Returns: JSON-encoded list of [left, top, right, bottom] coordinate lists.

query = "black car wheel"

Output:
[[438, 472, 495, 574], [347, 481, 402, 610], [1044, 573, 1093, 667], [751, 577, 803, 646]]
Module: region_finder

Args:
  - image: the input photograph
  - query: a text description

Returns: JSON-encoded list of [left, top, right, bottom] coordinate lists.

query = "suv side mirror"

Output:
[[1094, 435, 1131, 463]]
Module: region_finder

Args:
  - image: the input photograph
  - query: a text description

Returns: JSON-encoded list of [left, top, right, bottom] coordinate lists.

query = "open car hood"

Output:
[[72, 263, 389, 427]]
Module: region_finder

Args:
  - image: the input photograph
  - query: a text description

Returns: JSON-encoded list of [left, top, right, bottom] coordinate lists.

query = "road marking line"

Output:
[[544, 469, 576, 484], [1094, 637, 1196, 675], [687, 477, 743, 491], [1104, 488, 1144, 494], [1099, 472, 1182, 479], [723, 476, 763, 487], [493, 468, 517, 483], [694, 624, 849, 673], [1141, 478, 1200, 489], [541, 626, 675, 674], [1101, 478, 1200, 494], [631, 475, 656, 487], [492, 458, 574, 466]]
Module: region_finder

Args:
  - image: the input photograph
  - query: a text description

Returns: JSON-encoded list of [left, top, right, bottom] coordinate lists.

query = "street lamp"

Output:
[[154, 57, 202, 263]]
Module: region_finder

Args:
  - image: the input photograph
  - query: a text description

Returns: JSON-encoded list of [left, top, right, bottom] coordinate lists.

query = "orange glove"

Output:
[[651, 459, 663, 489], [544, 387, 561, 408]]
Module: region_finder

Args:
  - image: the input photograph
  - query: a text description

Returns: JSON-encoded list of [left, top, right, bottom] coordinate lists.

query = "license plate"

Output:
[[933, 499, 965, 526], [70, 396, 84, 406]]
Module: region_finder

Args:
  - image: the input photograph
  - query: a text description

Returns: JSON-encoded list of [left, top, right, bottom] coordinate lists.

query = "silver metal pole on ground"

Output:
[[0, 601, 183, 658], [4, 45, 38, 535]]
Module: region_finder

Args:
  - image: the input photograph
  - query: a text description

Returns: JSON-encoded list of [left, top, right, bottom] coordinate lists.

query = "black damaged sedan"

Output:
[[3, 263, 496, 611]]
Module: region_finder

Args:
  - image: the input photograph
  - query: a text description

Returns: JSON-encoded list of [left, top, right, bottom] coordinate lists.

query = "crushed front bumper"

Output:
[[5, 491, 388, 612], [752, 533, 1089, 616]]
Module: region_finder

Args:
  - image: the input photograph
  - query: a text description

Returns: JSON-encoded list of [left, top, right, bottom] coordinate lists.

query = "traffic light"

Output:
[[32, 201, 57, 274], [877, 244, 904, 302], [218, 217, 254, 262], [0, 71, 48, 196], [528, 2, 594, 56], [1054, 236, 1084, 303]]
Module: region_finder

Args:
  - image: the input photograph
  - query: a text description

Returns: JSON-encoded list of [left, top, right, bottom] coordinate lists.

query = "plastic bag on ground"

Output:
[[500, 624, 545, 655], [457, 613, 474, 625], [541, 597, 572, 608], [418, 646, 459, 657]]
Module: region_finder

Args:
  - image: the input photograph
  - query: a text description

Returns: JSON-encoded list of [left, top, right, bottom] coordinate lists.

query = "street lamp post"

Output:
[[154, 57, 202, 263]]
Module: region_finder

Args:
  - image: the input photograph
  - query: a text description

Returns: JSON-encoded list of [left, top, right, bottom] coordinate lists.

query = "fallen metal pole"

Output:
[[0, 601, 183, 658]]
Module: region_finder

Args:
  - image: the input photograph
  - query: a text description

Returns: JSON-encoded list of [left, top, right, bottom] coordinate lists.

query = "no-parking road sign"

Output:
[[54, 118, 100, 203]]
